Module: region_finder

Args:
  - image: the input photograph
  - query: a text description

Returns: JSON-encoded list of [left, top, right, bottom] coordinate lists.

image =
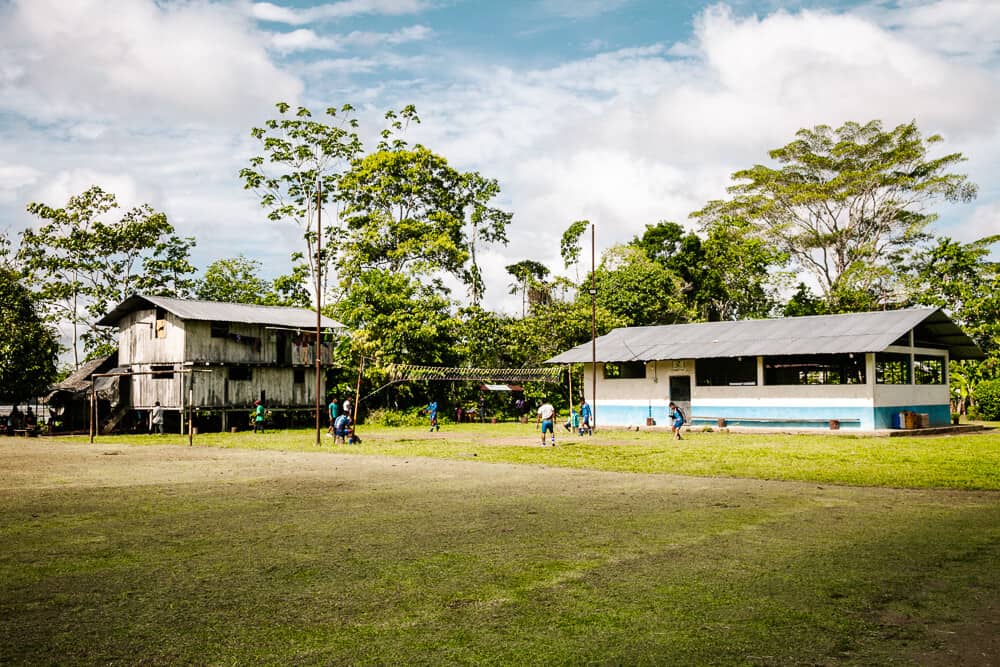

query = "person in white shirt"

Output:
[[536, 401, 557, 447]]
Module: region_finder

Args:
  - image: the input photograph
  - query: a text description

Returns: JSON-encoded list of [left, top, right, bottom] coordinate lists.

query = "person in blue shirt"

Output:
[[333, 412, 351, 444], [668, 402, 684, 440], [326, 397, 339, 437], [426, 400, 439, 432], [579, 399, 593, 436]]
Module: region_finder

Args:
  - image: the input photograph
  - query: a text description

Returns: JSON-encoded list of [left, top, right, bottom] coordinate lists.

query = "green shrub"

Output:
[[365, 408, 432, 427], [972, 379, 1000, 421]]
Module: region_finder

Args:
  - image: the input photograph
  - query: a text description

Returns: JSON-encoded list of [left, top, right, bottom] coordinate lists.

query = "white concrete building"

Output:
[[547, 308, 983, 431]]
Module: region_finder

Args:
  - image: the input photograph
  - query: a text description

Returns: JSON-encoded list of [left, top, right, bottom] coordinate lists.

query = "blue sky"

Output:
[[1, 0, 999, 318]]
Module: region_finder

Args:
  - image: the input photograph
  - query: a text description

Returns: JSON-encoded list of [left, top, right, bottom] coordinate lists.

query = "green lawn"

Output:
[[1, 428, 998, 665], [90, 421, 1000, 490]]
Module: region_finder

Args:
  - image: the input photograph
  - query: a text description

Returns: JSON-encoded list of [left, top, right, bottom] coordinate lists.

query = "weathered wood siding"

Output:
[[117, 310, 329, 410], [118, 309, 186, 364]]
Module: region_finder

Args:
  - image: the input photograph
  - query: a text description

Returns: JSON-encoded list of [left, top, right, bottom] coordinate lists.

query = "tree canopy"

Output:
[[694, 120, 977, 311], [19, 186, 195, 365], [0, 268, 58, 403]]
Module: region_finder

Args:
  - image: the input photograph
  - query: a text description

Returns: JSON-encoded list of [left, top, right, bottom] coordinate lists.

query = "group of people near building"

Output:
[[534, 398, 684, 446], [326, 396, 355, 444], [2, 406, 38, 433]]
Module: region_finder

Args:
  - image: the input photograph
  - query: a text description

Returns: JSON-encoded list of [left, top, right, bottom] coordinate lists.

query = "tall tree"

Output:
[[0, 268, 59, 403], [505, 260, 550, 317], [240, 102, 363, 307], [333, 268, 459, 409], [560, 219, 590, 285], [196, 255, 313, 307], [195, 256, 273, 304], [19, 186, 195, 365], [337, 144, 510, 304], [694, 120, 977, 311], [586, 245, 693, 327]]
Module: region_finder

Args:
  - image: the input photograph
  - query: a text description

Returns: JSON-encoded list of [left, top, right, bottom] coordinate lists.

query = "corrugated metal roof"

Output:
[[546, 307, 984, 363], [97, 295, 343, 330]]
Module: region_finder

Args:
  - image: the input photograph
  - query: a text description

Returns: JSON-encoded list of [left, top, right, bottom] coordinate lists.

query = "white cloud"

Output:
[[0, 0, 301, 125], [376, 2, 1000, 310], [540, 0, 631, 19], [0, 164, 41, 204], [252, 0, 432, 25], [866, 0, 1000, 65], [270, 24, 432, 53]]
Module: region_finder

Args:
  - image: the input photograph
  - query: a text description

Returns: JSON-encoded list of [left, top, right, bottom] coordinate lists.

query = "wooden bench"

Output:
[[12, 428, 39, 437], [692, 416, 861, 429]]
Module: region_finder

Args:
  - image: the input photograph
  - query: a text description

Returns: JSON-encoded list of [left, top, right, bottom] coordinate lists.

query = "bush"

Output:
[[365, 408, 432, 428], [972, 378, 1000, 421]]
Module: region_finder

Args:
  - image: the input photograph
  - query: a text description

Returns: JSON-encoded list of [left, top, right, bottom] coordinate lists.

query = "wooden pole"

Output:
[[353, 355, 364, 428], [567, 364, 574, 417], [187, 371, 194, 446], [315, 180, 323, 447], [89, 383, 95, 444], [590, 223, 597, 431]]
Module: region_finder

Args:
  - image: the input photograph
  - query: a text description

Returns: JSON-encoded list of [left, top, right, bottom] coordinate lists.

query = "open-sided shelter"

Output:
[[546, 307, 983, 430], [97, 295, 343, 432]]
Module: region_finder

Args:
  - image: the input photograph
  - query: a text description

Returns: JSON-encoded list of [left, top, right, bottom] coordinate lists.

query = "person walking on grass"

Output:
[[536, 400, 557, 447], [253, 400, 265, 434], [150, 401, 164, 435], [579, 398, 593, 436], [425, 399, 439, 432], [668, 401, 684, 440], [326, 397, 339, 437]]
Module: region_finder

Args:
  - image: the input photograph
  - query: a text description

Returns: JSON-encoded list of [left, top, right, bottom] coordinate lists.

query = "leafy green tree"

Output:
[[19, 186, 195, 366], [337, 144, 511, 305], [699, 218, 787, 320], [0, 268, 59, 403], [972, 378, 1000, 420], [333, 269, 459, 409], [560, 219, 590, 285], [782, 283, 826, 317], [694, 120, 978, 311], [587, 245, 692, 327], [240, 102, 363, 307], [196, 255, 273, 304], [506, 260, 550, 317]]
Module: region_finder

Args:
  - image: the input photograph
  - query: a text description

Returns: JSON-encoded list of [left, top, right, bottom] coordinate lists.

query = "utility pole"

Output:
[[315, 181, 323, 447], [590, 223, 596, 430]]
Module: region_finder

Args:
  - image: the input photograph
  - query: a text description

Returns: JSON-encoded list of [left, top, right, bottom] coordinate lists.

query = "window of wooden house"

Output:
[[211, 321, 230, 338], [151, 364, 174, 380], [228, 367, 252, 381], [914, 354, 945, 385], [603, 362, 646, 379], [293, 368, 305, 384], [695, 356, 757, 386], [763, 354, 866, 385], [155, 307, 167, 339], [876, 352, 911, 384]]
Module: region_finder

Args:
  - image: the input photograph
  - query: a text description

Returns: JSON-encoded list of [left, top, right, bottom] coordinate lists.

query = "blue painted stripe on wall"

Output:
[[596, 402, 875, 430], [595, 399, 951, 431]]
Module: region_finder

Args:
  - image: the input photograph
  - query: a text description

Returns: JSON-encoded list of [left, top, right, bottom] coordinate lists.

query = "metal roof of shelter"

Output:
[[546, 307, 984, 364], [97, 294, 343, 330]]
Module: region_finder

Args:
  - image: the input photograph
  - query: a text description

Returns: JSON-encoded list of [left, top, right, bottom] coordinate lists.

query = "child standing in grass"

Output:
[[537, 400, 557, 447], [668, 402, 684, 440], [579, 399, 593, 436], [253, 400, 265, 434]]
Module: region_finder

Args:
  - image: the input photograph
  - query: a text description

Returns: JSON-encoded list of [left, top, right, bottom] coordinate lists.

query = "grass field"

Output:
[[1, 425, 998, 665]]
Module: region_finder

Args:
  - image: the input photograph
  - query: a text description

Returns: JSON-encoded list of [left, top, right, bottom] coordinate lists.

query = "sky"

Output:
[[1, 0, 999, 316]]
